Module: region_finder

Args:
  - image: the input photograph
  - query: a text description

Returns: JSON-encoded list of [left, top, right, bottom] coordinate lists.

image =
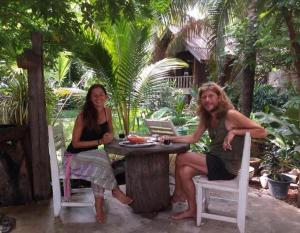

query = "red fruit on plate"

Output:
[[127, 135, 146, 143]]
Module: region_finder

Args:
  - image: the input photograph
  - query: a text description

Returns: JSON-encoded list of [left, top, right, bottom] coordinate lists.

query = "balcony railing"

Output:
[[165, 75, 193, 89]]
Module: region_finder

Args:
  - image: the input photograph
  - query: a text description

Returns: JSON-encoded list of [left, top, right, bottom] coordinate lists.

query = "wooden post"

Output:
[[17, 32, 51, 200], [193, 58, 207, 88]]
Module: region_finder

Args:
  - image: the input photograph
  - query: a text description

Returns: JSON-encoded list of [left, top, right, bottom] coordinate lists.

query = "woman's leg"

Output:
[[172, 154, 187, 202], [172, 152, 208, 203], [95, 196, 105, 223], [172, 165, 199, 220], [112, 187, 133, 205], [91, 183, 106, 223]]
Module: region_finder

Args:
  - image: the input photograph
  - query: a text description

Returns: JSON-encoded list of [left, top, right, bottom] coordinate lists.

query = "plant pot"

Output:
[[249, 157, 261, 176], [267, 174, 293, 199], [259, 173, 269, 189], [249, 166, 255, 180]]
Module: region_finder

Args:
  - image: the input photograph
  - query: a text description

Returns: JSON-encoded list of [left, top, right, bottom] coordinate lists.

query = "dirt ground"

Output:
[[249, 177, 299, 208]]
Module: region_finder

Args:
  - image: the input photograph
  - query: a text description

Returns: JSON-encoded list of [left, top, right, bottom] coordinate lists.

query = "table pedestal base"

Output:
[[126, 152, 170, 214]]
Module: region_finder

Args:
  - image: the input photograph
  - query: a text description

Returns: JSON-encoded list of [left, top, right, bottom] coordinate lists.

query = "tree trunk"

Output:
[[151, 30, 172, 63], [241, 0, 257, 117], [281, 6, 300, 125], [219, 55, 235, 86]]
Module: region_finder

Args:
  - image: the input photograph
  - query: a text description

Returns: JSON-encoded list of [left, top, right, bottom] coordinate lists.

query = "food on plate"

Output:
[[127, 135, 146, 143]]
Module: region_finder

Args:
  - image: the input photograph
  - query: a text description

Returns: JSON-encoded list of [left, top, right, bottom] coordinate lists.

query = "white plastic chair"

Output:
[[144, 119, 178, 136], [193, 132, 251, 233], [48, 124, 94, 217]]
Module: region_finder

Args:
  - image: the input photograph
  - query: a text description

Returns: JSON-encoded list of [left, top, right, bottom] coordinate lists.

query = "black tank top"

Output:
[[207, 114, 244, 175], [66, 109, 109, 154]]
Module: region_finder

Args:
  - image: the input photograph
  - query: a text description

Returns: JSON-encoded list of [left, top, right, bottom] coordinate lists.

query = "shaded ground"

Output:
[[249, 177, 299, 207], [1, 185, 300, 233]]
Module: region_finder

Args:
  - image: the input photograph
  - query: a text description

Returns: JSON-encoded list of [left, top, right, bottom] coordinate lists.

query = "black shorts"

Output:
[[205, 152, 236, 181]]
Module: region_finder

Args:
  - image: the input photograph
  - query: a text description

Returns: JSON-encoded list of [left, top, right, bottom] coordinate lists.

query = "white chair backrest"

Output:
[[238, 132, 251, 189], [52, 124, 66, 156], [144, 119, 178, 136], [49, 124, 66, 172], [48, 124, 64, 215]]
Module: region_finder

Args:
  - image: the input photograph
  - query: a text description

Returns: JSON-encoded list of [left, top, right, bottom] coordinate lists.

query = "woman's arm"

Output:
[[223, 109, 267, 151], [71, 113, 101, 148], [226, 109, 267, 138], [101, 107, 114, 144], [163, 121, 206, 144]]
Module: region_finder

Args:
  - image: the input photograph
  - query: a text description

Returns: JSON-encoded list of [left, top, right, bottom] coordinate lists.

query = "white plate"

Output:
[[119, 141, 156, 148]]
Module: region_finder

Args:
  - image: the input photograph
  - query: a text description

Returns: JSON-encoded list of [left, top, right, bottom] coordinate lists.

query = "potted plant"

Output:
[[254, 105, 300, 198], [261, 140, 297, 199]]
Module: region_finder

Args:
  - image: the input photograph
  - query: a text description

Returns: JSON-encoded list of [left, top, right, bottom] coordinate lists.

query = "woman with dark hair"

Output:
[[66, 84, 133, 223], [161, 82, 267, 221]]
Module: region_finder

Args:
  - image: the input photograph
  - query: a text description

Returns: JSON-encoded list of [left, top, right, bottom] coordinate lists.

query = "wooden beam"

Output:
[[17, 32, 51, 200]]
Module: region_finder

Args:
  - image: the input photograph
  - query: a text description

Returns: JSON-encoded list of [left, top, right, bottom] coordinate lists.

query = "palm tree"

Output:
[[198, 0, 258, 116], [240, 0, 258, 116], [66, 20, 187, 134], [259, 1, 300, 122]]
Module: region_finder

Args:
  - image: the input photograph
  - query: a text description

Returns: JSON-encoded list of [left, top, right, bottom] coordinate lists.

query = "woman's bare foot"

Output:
[[112, 189, 133, 205], [96, 212, 106, 223], [171, 209, 196, 220], [95, 197, 106, 223], [95, 205, 106, 223]]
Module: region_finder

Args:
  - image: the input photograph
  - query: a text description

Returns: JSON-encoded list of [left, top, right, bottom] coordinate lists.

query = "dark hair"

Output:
[[82, 84, 107, 128], [197, 82, 234, 128]]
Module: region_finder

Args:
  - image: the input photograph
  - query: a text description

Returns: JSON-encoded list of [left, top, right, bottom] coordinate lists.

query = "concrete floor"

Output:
[[1, 186, 300, 233]]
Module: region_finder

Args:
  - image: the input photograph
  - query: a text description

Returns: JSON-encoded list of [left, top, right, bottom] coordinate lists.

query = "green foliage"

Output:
[[52, 52, 72, 86], [149, 90, 193, 126], [66, 19, 187, 134], [0, 73, 28, 125], [254, 105, 300, 178], [190, 131, 211, 153], [0, 72, 57, 125], [57, 110, 80, 119], [54, 88, 85, 110], [252, 83, 289, 113]]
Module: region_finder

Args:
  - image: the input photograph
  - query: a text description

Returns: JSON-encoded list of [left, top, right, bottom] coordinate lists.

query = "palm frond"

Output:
[[159, 0, 199, 26], [54, 52, 71, 85], [167, 17, 210, 57], [66, 26, 114, 83]]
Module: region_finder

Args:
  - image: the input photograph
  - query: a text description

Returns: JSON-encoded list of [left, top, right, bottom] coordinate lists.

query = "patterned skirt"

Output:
[[66, 149, 117, 192]]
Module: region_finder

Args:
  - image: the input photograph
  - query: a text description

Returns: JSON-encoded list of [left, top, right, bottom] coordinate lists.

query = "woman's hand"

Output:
[[101, 133, 113, 144], [223, 130, 235, 151]]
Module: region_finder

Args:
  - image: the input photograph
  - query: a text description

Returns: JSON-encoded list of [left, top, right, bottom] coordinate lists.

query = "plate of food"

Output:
[[119, 141, 155, 148], [119, 135, 155, 147]]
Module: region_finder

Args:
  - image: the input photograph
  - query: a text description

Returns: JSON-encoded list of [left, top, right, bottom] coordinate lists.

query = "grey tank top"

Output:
[[207, 115, 244, 175]]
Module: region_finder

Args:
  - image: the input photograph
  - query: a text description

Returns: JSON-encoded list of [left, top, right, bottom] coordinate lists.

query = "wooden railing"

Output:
[[165, 75, 193, 89]]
